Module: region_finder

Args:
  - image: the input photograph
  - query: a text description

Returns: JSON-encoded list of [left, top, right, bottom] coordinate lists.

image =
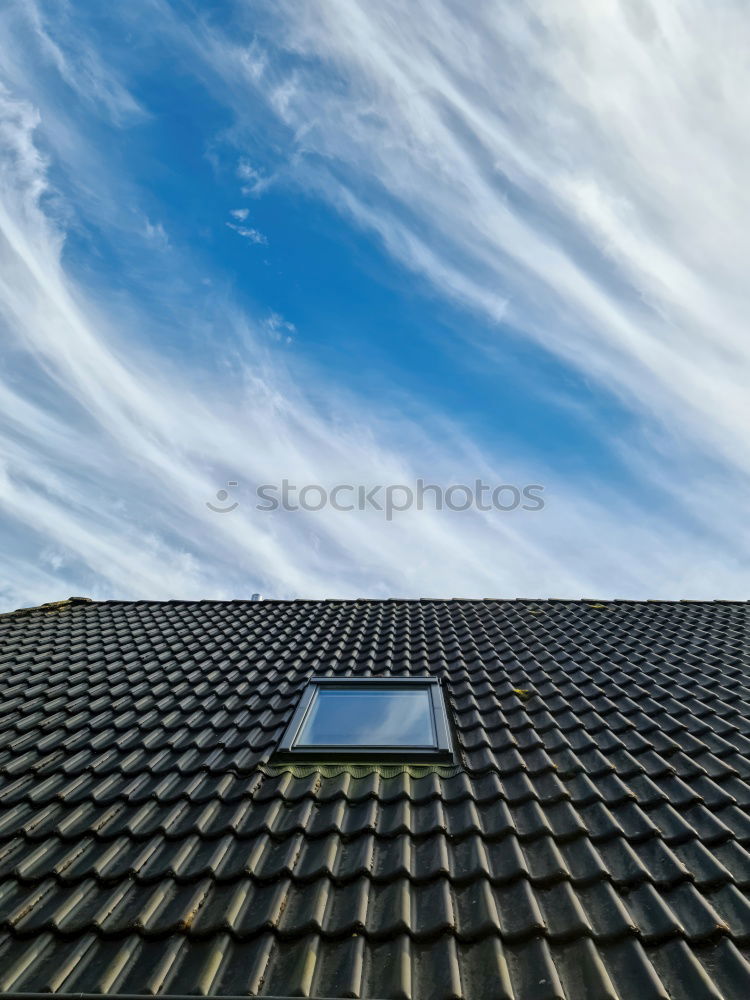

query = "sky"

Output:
[[0, 0, 748, 610]]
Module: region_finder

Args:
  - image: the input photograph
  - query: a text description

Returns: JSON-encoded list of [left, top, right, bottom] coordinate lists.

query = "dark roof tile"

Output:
[[0, 597, 748, 998]]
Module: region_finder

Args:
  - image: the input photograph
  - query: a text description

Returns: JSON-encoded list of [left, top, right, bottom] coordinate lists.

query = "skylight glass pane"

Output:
[[296, 686, 435, 747]]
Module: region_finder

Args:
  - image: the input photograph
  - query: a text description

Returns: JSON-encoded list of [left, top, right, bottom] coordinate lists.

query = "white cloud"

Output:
[[144, 218, 169, 246], [3, 0, 145, 126], [1, 2, 750, 612], [237, 158, 274, 196], [264, 311, 295, 342], [230, 207, 249, 221], [211, 1, 750, 483], [226, 220, 267, 244]]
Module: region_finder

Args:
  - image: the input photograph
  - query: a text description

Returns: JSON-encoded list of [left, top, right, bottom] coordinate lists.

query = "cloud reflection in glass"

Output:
[[297, 686, 434, 747]]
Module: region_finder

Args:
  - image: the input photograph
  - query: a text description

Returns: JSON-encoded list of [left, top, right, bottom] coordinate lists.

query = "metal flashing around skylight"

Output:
[[274, 676, 454, 762]]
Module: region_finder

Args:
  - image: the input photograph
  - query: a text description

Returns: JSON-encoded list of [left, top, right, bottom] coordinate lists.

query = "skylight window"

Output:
[[276, 677, 452, 761]]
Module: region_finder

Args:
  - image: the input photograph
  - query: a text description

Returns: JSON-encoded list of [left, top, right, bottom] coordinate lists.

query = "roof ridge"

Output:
[[5, 596, 749, 615]]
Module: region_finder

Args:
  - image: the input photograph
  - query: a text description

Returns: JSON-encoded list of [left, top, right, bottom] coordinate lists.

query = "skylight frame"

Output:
[[275, 676, 454, 762]]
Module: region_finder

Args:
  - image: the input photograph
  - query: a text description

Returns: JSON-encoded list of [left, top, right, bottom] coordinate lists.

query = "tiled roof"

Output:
[[0, 597, 748, 999]]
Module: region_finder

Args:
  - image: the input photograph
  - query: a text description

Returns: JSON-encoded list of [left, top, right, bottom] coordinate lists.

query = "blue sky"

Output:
[[1, 0, 748, 609]]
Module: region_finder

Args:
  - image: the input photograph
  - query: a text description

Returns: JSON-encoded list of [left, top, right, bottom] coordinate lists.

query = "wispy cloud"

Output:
[[207, 2, 750, 475], [264, 311, 295, 342], [1, 1, 749, 611], [2, 0, 145, 126], [144, 218, 169, 246], [237, 158, 274, 196], [226, 220, 267, 244]]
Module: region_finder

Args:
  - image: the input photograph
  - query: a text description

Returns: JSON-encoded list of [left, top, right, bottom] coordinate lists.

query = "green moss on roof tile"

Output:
[[0, 595, 93, 620], [260, 762, 464, 778]]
